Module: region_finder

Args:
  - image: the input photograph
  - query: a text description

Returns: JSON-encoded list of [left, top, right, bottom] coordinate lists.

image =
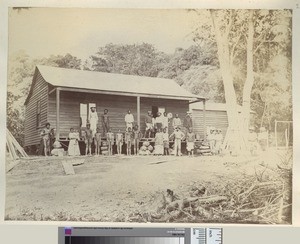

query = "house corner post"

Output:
[[56, 88, 60, 140], [137, 96, 141, 130], [203, 99, 206, 140]]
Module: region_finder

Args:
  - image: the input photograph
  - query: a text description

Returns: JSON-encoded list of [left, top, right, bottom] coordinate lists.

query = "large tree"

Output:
[[191, 9, 292, 153]]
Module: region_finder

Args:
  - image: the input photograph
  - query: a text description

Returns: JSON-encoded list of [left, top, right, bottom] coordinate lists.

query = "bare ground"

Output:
[[5, 149, 292, 223]]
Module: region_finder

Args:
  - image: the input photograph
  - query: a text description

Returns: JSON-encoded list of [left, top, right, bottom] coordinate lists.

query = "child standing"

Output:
[[132, 125, 142, 155], [162, 127, 169, 155], [68, 128, 80, 156], [169, 127, 185, 156], [214, 129, 223, 155], [84, 123, 93, 155], [186, 127, 196, 157], [106, 128, 114, 156], [154, 128, 164, 155], [116, 129, 124, 155], [41, 122, 51, 156], [125, 127, 133, 156], [163, 127, 170, 155], [207, 129, 216, 154], [94, 128, 102, 155]]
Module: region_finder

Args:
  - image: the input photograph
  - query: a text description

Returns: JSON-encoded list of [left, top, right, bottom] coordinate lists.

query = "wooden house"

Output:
[[190, 102, 254, 138], [24, 65, 206, 149]]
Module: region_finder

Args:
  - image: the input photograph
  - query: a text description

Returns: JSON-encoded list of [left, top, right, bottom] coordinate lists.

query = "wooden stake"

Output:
[[275, 120, 278, 149], [62, 161, 75, 175], [7, 129, 28, 157]]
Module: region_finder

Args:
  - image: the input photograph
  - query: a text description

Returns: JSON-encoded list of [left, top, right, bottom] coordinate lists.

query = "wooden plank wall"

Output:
[[48, 91, 137, 137], [47, 91, 189, 137], [24, 72, 49, 146], [192, 109, 229, 139], [48, 90, 81, 135]]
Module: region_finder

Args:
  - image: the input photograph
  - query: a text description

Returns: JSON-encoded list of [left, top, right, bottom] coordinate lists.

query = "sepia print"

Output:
[[5, 8, 293, 224]]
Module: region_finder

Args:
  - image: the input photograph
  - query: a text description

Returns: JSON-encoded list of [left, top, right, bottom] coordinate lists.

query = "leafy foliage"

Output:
[[7, 52, 82, 145], [7, 9, 292, 146], [191, 9, 292, 132], [87, 43, 169, 77]]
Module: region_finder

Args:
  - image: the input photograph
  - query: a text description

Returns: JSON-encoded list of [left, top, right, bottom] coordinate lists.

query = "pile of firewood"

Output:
[[127, 151, 292, 224]]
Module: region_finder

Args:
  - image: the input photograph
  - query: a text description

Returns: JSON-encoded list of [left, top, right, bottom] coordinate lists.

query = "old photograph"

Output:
[[5, 8, 293, 224]]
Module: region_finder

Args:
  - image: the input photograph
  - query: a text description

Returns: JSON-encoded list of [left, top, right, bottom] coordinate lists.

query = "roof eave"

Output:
[[24, 67, 39, 105], [55, 86, 204, 101]]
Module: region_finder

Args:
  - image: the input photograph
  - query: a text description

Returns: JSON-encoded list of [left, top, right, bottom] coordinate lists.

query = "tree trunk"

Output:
[[241, 10, 255, 147], [210, 10, 246, 152]]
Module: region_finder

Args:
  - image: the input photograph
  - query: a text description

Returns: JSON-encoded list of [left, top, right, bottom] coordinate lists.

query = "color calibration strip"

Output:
[[191, 228, 222, 244], [65, 236, 185, 244]]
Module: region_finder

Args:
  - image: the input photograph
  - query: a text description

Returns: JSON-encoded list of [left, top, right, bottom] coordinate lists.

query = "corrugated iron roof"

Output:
[[36, 65, 204, 100]]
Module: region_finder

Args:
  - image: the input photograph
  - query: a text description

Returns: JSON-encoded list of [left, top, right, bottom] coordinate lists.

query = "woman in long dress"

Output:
[[89, 106, 98, 137], [68, 128, 80, 156]]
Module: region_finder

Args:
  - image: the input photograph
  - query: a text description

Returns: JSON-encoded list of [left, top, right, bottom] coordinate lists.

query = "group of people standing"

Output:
[[68, 108, 142, 156], [144, 110, 193, 138], [149, 111, 195, 156], [206, 128, 223, 155], [40, 106, 197, 157], [74, 107, 196, 156]]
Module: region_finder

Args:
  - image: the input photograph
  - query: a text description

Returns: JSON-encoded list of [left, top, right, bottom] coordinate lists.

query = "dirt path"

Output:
[[5, 153, 277, 222]]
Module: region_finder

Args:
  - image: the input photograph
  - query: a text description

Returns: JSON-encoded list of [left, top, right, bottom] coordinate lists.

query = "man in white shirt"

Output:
[[169, 127, 185, 156], [88, 106, 98, 137], [125, 110, 134, 131], [154, 112, 163, 132], [172, 113, 182, 130], [162, 112, 169, 131]]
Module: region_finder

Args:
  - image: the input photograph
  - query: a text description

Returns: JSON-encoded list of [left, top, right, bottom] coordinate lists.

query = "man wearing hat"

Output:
[[162, 112, 169, 132], [169, 126, 185, 156], [183, 111, 193, 135], [88, 106, 98, 137]]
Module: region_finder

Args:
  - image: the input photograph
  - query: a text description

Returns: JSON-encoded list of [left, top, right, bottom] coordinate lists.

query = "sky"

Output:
[[8, 8, 201, 61]]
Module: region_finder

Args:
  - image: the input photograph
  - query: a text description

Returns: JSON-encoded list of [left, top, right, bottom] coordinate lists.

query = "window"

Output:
[[152, 106, 165, 118], [80, 103, 97, 127], [36, 101, 41, 128]]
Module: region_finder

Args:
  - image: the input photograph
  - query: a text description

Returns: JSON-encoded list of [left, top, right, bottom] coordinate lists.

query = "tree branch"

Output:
[[225, 9, 234, 38], [254, 38, 278, 54], [229, 32, 243, 68]]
